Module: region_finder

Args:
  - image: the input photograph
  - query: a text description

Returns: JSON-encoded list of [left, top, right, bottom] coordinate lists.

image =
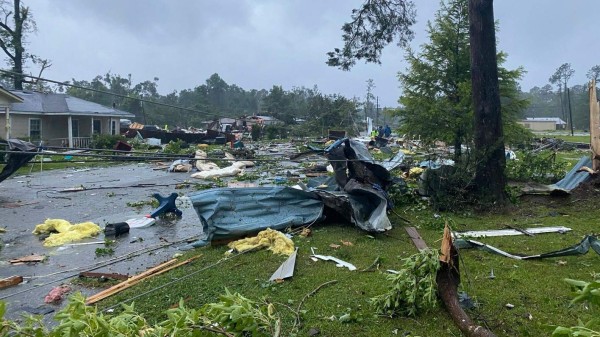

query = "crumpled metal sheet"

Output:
[[455, 235, 600, 260], [189, 187, 324, 242], [521, 156, 592, 195]]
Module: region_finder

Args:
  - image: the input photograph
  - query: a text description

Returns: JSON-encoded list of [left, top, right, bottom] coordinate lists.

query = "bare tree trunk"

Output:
[[468, 0, 506, 204], [13, 0, 24, 90]]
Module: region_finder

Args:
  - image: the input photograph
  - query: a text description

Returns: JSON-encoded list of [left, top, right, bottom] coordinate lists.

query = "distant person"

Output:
[[370, 128, 378, 138], [384, 125, 391, 138], [377, 126, 384, 137]]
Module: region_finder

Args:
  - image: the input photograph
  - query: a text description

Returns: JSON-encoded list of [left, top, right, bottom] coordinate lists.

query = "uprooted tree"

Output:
[[328, 0, 509, 204], [0, 0, 50, 90]]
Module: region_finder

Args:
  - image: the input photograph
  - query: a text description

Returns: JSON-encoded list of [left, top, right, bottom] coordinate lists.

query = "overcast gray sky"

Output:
[[20, 0, 600, 107]]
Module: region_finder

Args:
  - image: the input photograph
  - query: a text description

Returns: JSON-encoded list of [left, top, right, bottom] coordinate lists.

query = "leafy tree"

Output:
[[587, 65, 600, 82], [329, 0, 510, 203], [327, 0, 416, 70], [398, 0, 528, 162], [0, 0, 50, 90], [549, 63, 575, 134]]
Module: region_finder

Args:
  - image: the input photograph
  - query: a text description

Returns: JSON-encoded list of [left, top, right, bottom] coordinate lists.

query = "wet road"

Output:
[[0, 163, 206, 321]]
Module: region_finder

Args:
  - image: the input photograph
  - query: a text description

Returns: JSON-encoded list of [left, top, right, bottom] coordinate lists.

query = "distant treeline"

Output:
[[62, 72, 366, 135]]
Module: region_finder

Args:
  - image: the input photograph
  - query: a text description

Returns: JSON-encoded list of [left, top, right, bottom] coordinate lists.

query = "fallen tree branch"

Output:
[[437, 225, 497, 337]]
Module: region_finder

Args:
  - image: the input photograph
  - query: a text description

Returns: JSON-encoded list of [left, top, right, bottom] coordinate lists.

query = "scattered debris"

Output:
[[44, 285, 71, 304], [329, 243, 341, 249], [103, 222, 130, 237], [269, 248, 298, 281], [125, 217, 156, 228], [227, 229, 295, 256], [9, 254, 46, 264], [0, 275, 23, 289], [149, 193, 182, 218], [505, 303, 515, 309], [310, 248, 356, 271]]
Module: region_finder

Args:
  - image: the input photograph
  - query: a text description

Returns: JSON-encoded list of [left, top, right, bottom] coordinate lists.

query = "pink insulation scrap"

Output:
[[44, 285, 71, 304]]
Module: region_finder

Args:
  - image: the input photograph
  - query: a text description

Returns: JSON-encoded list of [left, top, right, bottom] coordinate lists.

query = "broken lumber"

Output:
[[9, 254, 45, 264], [437, 225, 496, 337], [0, 276, 23, 289], [86, 256, 200, 305], [405, 225, 496, 337]]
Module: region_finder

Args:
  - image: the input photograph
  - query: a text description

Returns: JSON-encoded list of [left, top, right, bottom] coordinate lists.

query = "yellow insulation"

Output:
[[227, 228, 295, 256], [32, 219, 101, 247]]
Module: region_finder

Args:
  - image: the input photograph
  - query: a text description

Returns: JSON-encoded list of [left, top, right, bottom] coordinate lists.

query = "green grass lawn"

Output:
[[89, 193, 599, 336]]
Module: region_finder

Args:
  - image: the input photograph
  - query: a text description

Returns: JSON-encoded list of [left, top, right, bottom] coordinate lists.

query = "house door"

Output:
[[72, 119, 79, 137]]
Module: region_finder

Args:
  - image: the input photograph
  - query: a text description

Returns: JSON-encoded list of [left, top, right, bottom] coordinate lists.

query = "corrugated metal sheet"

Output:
[[189, 187, 324, 243], [550, 156, 592, 191]]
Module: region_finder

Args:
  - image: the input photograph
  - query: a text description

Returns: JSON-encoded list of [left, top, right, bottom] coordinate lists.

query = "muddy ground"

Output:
[[0, 163, 209, 322]]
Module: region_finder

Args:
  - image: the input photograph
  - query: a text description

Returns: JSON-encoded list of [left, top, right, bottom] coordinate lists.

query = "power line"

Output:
[[0, 69, 221, 118]]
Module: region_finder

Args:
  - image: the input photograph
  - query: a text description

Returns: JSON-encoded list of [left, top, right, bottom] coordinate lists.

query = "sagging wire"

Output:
[[0, 235, 203, 301], [101, 249, 251, 313]]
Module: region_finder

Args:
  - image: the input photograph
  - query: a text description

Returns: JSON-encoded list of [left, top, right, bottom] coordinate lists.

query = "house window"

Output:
[[29, 118, 41, 141], [92, 119, 102, 134], [111, 120, 117, 135], [72, 119, 79, 137]]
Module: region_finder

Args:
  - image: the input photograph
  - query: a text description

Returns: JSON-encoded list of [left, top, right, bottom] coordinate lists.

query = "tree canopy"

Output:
[[396, 0, 529, 159]]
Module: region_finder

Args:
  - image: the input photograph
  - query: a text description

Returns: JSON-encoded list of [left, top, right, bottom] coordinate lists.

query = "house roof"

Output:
[[8, 90, 135, 118], [0, 86, 23, 103], [524, 117, 566, 125]]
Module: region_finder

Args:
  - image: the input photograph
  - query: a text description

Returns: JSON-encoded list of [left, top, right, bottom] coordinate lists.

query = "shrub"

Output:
[[90, 134, 126, 150], [505, 151, 568, 184], [163, 139, 190, 154]]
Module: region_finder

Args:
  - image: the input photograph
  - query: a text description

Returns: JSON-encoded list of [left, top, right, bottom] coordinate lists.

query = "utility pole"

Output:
[[376, 96, 379, 126], [567, 87, 574, 136]]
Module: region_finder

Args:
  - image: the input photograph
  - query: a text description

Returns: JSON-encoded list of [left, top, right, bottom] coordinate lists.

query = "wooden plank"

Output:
[[86, 256, 201, 305], [0, 275, 23, 289], [404, 227, 429, 251], [10, 254, 45, 264]]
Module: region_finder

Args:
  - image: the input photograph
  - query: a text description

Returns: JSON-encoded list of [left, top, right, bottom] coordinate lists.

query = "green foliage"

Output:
[[264, 125, 282, 140], [90, 134, 126, 150], [163, 139, 190, 155], [0, 290, 280, 337], [201, 289, 280, 336], [550, 278, 600, 337], [396, 0, 529, 156], [371, 249, 440, 317], [421, 163, 475, 211], [505, 151, 568, 184]]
